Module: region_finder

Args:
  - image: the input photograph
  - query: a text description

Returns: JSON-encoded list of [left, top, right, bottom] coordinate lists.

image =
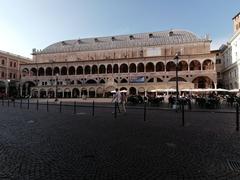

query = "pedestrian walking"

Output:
[[112, 88, 121, 113], [121, 92, 127, 113]]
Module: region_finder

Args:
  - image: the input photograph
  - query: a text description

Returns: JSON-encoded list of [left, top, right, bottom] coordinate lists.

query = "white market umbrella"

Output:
[[229, 89, 239, 92], [120, 90, 127, 93]]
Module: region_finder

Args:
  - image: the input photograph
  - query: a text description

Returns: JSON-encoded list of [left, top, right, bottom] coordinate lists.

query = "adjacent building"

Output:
[[220, 12, 240, 89], [0, 50, 31, 97], [20, 29, 217, 98]]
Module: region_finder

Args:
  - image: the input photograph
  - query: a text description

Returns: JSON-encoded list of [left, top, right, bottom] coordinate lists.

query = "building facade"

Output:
[[20, 29, 217, 98], [0, 50, 31, 97], [221, 12, 240, 89]]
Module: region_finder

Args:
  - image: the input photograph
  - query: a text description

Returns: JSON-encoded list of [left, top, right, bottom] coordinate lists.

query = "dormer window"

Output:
[[111, 37, 115, 41], [77, 39, 81, 44], [61, 41, 66, 45], [94, 38, 99, 42], [168, 31, 173, 37], [129, 35, 134, 40], [149, 33, 153, 38]]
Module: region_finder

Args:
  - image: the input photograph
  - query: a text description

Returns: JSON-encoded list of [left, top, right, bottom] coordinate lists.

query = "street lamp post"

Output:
[[7, 79, 10, 98], [55, 73, 59, 101], [174, 52, 180, 107]]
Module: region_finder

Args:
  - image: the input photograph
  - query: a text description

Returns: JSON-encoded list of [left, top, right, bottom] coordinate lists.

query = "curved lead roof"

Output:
[[41, 29, 208, 54]]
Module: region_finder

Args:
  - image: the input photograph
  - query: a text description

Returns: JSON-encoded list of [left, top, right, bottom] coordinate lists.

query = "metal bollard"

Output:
[[27, 99, 29, 109], [114, 102, 117, 118], [2, 98, 3, 106], [92, 101, 95, 117], [74, 101, 76, 114], [182, 103, 185, 127], [144, 101, 147, 121], [59, 101, 62, 113], [13, 100, 15, 107], [236, 103, 239, 131], [47, 100, 49, 112], [7, 99, 9, 107], [20, 99, 22, 108], [36, 100, 39, 111]]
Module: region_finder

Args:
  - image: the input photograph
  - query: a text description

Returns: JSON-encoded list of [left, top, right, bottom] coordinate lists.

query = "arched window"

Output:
[[169, 77, 187, 82], [46, 67, 52, 76], [146, 62, 154, 72], [38, 67, 44, 76], [120, 64, 128, 73], [129, 63, 136, 73], [92, 65, 98, 74], [137, 63, 144, 72], [99, 65, 106, 74], [203, 59, 214, 70], [113, 64, 118, 73], [107, 64, 112, 74], [53, 67, 60, 75], [166, 62, 176, 71], [190, 60, 201, 70], [85, 65, 90, 74], [61, 67, 67, 75], [30, 68, 37, 76], [156, 62, 164, 72], [76, 66, 83, 75], [86, 79, 97, 84], [68, 66, 75, 75], [178, 61, 188, 71]]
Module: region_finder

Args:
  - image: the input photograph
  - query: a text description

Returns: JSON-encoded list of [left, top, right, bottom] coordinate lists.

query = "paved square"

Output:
[[0, 103, 240, 179]]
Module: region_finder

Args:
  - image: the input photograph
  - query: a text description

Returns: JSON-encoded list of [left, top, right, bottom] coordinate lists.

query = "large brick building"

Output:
[[20, 29, 217, 98], [0, 50, 31, 97]]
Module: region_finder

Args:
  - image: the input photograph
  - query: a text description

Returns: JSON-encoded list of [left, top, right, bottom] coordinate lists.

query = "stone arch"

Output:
[[120, 63, 128, 73], [47, 88, 55, 98], [22, 68, 29, 76], [31, 88, 38, 98], [72, 88, 80, 98], [85, 65, 90, 74], [129, 87, 137, 95], [81, 88, 87, 96], [192, 76, 214, 88], [92, 65, 98, 74], [99, 79, 105, 84], [53, 67, 60, 75], [96, 87, 103, 97], [137, 63, 144, 72], [178, 61, 188, 71], [113, 64, 118, 73], [86, 79, 97, 84], [190, 60, 201, 70], [99, 65, 106, 74], [157, 78, 163, 82], [147, 78, 154, 83], [169, 77, 187, 82], [203, 59, 214, 70], [76, 66, 83, 75], [46, 67, 52, 76], [129, 63, 136, 73], [39, 89, 47, 98], [107, 64, 112, 74], [156, 62, 165, 72], [30, 68, 37, 76], [69, 66, 75, 75], [38, 67, 45, 76], [138, 87, 145, 95], [89, 87, 95, 98], [166, 61, 176, 71], [120, 87, 128, 91], [61, 66, 67, 75], [64, 88, 71, 98], [146, 62, 154, 72], [120, 78, 128, 83]]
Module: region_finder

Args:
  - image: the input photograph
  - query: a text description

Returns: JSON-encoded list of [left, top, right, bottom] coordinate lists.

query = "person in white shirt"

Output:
[[112, 88, 121, 113]]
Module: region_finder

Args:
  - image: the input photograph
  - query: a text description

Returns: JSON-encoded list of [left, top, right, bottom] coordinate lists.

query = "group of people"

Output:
[[112, 88, 127, 113]]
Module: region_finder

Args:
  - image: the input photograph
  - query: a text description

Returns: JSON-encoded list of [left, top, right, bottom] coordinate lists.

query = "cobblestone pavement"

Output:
[[0, 103, 240, 179]]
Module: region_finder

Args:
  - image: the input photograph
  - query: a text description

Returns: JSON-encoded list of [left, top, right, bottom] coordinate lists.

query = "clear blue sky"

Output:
[[0, 0, 239, 58]]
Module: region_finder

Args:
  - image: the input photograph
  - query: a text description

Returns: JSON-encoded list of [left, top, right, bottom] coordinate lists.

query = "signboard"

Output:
[[129, 76, 145, 83]]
